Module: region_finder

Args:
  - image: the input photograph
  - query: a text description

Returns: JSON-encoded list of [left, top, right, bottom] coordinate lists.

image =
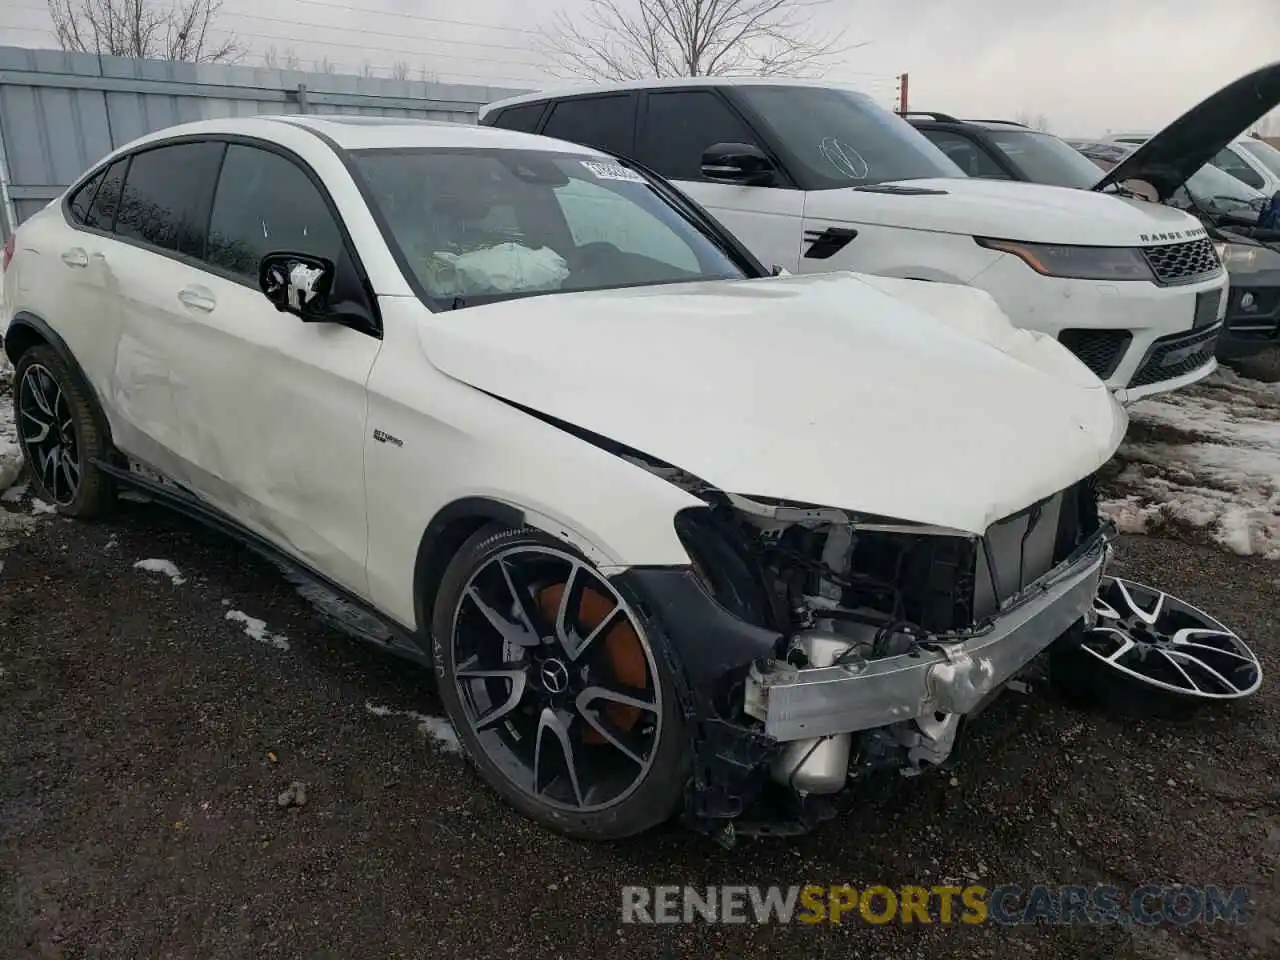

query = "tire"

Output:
[[431, 523, 690, 840], [1224, 347, 1280, 383], [13, 344, 115, 518]]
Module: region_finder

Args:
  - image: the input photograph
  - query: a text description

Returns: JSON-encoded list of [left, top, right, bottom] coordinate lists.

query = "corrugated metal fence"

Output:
[[0, 45, 528, 238]]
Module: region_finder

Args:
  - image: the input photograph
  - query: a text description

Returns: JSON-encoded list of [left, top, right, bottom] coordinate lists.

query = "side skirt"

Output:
[[95, 460, 432, 668]]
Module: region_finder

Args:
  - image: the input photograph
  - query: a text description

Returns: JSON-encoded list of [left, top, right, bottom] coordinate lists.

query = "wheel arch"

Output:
[[412, 496, 526, 638], [4, 311, 116, 451]]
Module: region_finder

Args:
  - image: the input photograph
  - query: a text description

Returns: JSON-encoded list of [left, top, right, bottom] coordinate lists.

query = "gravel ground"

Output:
[[1, 494, 1277, 959]]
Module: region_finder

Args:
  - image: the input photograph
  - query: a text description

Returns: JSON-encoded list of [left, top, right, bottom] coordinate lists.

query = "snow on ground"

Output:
[[0, 352, 21, 492], [364, 701, 461, 754], [224, 610, 291, 651], [1101, 368, 1280, 560], [133, 558, 188, 585]]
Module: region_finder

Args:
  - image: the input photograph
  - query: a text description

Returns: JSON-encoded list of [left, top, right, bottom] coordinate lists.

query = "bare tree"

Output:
[[313, 56, 338, 74], [48, 0, 241, 63], [540, 0, 861, 81], [390, 60, 412, 81], [1015, 110, 1051, 132], [262, 45, 302, 70]]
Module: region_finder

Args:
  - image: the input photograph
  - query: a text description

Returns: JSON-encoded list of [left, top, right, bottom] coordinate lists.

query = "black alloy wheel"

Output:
[[432, 526, 689, 840], [13, 344, 114, 517]]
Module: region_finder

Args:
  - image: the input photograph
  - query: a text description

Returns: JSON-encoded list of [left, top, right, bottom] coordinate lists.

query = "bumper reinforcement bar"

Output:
[[744, 538, 1108, 742]]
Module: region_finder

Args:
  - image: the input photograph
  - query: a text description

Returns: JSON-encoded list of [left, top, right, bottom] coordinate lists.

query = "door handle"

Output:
[[60, 247, 89, 268], [177, 286, 216, 312]]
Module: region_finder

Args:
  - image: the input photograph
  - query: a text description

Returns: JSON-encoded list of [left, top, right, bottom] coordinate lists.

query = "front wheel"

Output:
[[431, 525, 690, 840], [13, 345, 114, 517]]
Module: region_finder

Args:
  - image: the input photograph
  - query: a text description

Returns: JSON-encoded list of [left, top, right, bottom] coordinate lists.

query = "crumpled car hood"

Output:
[[416, 272, 1127, 534]]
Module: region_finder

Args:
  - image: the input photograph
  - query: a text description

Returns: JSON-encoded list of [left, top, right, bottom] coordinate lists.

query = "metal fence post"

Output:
[[0, 102, 16, 240]]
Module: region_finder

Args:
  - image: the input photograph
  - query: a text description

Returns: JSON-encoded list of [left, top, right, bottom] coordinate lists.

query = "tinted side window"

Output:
[[68, 169, 105, 225], [640, 91, 759, 181], [490, 103, 546, 133], [1210, 147, 1265, 190], [919, 129, 1008, 178], [115, 142, 225, 257], [542, 95, 635, 154], [84, 158, 128, 231], [206, 144, 346, 280]]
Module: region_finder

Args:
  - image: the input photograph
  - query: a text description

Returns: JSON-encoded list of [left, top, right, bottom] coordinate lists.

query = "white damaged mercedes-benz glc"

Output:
[[2, 115, 1127, 840]]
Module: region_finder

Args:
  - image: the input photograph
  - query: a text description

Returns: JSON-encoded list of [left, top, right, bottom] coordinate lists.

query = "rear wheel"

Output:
[[14, 345, 114, 517], [431, 525, 689, 839]]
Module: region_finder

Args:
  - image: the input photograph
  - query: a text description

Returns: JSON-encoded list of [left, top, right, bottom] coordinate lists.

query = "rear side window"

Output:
[[83, 158, 128, 231], [542, 95, 636, 155], [114, 141, 225, 257], [639, 90, 759, 181], [920, 129, 1008, 179], [206, 144, 346, 280], [490, 103, 546, 133], [67, 169, 105, 224]]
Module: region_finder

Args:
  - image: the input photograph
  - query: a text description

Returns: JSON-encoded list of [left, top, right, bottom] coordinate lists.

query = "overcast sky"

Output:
[[1, 0, 1278, 136]]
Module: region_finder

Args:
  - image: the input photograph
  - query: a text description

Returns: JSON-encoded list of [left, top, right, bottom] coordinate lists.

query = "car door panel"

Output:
[[165, 273, 380, 593], [635, 89, 807, 271], [101, 138, 378, 596], [29, 159, 131, 403], [99, 142, 226, 484], [671, 181, 806, 271]]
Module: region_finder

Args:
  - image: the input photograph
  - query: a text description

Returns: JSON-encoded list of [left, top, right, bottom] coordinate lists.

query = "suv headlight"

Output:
[[976, 238, 1155, 281], [1213, 241, 1261, 271]]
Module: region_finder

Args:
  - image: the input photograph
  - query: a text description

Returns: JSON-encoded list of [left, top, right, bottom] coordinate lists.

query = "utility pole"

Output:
[[896, 73, 909, 114]]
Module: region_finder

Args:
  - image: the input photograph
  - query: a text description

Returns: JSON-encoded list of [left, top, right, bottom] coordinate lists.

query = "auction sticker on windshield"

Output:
[[580, 159, 646, 182]]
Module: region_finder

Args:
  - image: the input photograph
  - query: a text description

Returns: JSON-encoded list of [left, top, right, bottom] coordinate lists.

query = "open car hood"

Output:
[[1095, 60, 1280, 200], [416, 273, 1127, 535]]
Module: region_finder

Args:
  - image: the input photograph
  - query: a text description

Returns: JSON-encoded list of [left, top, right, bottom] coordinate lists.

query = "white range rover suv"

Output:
[[481, 78, 1229, 402]]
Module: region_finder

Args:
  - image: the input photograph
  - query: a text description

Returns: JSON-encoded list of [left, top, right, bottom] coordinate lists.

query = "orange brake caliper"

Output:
[[536, 584, 647, 743]]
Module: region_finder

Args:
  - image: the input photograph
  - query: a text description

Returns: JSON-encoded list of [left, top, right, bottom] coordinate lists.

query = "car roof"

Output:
[[479, 76, 873, 118], [112, 113, 609, 157], [902, 114, 1036, 133]]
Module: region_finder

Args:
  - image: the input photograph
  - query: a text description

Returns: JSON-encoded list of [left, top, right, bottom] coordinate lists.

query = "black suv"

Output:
[[901, 112, 1111, 188]]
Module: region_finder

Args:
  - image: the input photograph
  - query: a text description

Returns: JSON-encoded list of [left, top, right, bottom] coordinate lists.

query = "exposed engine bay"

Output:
[[619, 452, 1108, 839]]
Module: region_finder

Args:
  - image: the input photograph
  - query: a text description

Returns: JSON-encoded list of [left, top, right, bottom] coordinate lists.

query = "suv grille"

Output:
[[1127, 323, 1222, 388], [1141, 238, 1221, 285], [1057, 329, 1132, 379]]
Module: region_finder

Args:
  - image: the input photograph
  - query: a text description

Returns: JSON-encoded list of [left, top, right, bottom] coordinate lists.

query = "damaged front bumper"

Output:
[[744, 531, 1109, 742], [614, 524, 1113, 838]]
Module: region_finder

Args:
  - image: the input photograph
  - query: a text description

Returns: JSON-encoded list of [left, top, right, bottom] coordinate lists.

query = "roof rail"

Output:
[[898, 110, 959, 122], [961, 118, 1029, 127]]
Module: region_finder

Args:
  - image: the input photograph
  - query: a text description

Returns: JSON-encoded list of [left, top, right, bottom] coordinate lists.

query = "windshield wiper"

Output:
[[850, 183, 949, 195]]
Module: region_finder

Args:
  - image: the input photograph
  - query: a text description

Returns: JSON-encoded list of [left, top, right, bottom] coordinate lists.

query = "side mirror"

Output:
[[258, 252, 336, 321], [700, 142, 775, 186]]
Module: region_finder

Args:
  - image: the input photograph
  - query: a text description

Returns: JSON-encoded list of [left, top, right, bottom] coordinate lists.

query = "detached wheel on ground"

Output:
[[431, 525, 690, 840], [13, 345, 114, 517], [1050, 576, 1262, 717]]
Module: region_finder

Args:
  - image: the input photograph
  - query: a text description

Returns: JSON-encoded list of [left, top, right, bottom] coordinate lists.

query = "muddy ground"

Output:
[[1, 496, 1277, 959]]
